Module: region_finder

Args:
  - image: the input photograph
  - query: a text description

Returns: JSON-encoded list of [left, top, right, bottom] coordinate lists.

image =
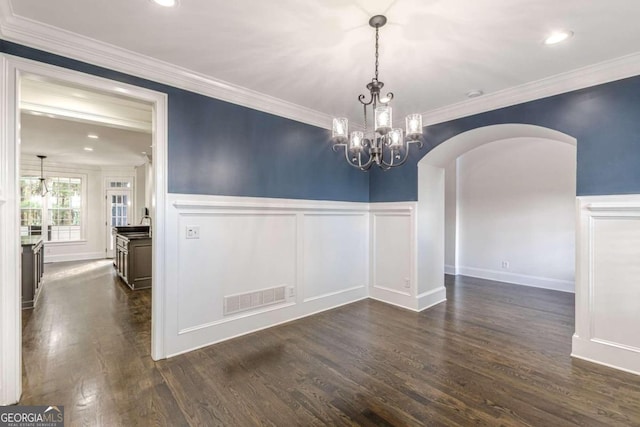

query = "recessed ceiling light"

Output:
[[30, 111, 43, 116], [87, 133, 99, 139], [71, 92, 87, 98], [46, 114, 56, 119], [466, 90, 484, 98], [141, 151, 147, 155], [84, 147, 94, 152], [114, 87, 130, 94], [151, 0, 178, 6], [545, 30, 573, 45]]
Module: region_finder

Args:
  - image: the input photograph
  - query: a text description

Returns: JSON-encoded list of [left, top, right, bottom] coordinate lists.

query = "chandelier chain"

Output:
[[375, 26, 379, 81]]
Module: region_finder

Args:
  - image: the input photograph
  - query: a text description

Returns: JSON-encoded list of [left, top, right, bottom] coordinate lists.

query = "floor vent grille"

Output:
[[224, 285, 287, 316]]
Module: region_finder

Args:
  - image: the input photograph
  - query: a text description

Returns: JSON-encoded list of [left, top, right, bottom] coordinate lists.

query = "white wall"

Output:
[[454, 137, 576, 292], [135, 163, 146, 224], [444, 161, 457, 273], [20, 160, 137, 263]]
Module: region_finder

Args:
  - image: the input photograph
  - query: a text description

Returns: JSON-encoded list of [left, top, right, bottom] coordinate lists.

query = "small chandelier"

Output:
[[37, 155, 49, 197], [331, 15, 423, 170]]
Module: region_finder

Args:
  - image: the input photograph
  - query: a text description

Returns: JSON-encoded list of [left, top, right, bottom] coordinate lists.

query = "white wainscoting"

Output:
[[369, 203, 421, 311], [164, 194, 370, 356], [572, 195, 640, 375]]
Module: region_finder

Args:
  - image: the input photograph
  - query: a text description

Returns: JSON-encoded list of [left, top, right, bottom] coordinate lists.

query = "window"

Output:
[[48, 177, 82, 241], [109, 180, 131, 189], [20, 176, 43, 237], [20, 174, 84, 242]]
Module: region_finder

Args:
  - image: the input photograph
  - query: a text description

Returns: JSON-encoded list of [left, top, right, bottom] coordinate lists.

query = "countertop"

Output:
[[116, 232, 152, 241], [21, 235, 43, 246]]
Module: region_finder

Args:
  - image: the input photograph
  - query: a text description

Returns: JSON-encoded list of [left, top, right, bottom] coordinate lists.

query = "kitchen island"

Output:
[[22, 235, 44, 309], [112, 226, 152, 290]]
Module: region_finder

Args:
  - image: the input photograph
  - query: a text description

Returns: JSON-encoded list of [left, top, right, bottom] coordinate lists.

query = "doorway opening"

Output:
[[444, 136, 576, 292], [416, 124, 577, 300], [0, 56, 167, 405]]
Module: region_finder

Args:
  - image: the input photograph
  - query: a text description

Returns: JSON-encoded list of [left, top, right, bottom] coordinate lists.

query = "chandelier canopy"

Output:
[[331, 15, 423, 171]]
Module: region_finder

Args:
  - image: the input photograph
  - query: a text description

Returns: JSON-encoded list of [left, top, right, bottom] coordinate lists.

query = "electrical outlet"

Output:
[[501, 261, 510, 269], [404, 278, 411, 288], [288, 286, 295, 298], [186, 226, 200, 239]]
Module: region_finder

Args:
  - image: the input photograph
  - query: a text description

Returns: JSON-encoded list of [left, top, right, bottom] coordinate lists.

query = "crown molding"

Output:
[[420, 51, 640, 126], [20, 101, 152, 133], [2, 2, 640, 129], [0, 3, 333, 130]]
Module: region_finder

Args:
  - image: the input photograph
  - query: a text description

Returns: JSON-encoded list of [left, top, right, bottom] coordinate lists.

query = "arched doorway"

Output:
[[415, 124, 577, 306]]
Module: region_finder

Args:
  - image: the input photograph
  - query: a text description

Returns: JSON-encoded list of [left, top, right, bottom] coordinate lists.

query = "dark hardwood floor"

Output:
[[21, 261, 640, 426]]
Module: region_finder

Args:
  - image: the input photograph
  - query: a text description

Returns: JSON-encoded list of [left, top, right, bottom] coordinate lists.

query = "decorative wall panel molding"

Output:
[[165, 194, 370, 355], [573, 195, 640, 376], [370, 203, 420, 310]]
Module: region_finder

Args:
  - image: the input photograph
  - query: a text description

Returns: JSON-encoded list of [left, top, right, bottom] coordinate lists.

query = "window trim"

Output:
[[20, 169, 88, 243]]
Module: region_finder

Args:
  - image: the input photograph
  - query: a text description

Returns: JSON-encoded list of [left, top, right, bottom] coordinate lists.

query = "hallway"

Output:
[[20, 261, 640, 426], [20, 260, 160, 425]]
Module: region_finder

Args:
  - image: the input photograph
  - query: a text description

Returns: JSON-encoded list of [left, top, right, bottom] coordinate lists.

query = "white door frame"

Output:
[[0, 54, 168, 405]]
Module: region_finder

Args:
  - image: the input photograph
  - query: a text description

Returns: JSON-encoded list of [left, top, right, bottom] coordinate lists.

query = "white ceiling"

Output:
[[6, 0, 640, 123], [21, 113, 152, 166], [20, 76, 152, 167]]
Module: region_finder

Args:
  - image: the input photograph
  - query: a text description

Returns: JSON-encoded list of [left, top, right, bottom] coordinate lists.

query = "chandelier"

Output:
[[37, 155, 49, 196], [331, 15, 424, 170]]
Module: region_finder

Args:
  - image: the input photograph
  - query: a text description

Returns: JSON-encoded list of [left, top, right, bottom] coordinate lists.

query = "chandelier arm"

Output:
[[377, 162, 393, 171], [383, 147, 411, 168], [360, 150, 375, 170], [344, 146, 370, 170], [410, 139, 425, 149], [358, 93, 374, 106], [332, 142, 346, 152]]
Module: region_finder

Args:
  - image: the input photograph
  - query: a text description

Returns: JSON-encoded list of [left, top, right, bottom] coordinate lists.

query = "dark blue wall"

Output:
[[370, 75, 640, 201], [0, 40, 369, 202], [4, 39, 639, 203]]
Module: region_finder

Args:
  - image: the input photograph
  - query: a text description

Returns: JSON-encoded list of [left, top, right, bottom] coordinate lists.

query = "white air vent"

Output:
[[224, 285, 288, 316]]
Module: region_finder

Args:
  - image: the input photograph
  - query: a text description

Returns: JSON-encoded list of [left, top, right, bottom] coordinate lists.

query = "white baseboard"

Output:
[[444, 264, 458, 275], [369, 284, 414, 312], [572, 334, 640, 376], [457, 266, 574, 293], [44, 251, 105, 263], [417, 287, 447, 311], [168, 295, 369, 358]]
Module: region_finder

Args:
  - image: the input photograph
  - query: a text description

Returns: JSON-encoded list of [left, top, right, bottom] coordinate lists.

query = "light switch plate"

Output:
[[186, 226, 200, 239]]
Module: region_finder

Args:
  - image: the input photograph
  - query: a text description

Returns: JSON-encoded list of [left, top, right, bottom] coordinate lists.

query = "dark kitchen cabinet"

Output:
[[114, 232, 151, 290], [22, 236, 44, 309]]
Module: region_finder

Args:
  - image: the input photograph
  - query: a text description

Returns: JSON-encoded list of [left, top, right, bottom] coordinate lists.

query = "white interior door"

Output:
[[106, 189, 132, 258]]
